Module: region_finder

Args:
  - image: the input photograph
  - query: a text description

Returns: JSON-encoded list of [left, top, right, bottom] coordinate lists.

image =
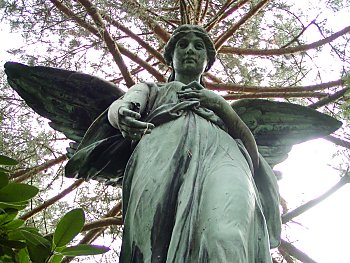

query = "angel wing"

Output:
[[4, 62, 131, 185], [4, 62, 124, 143], [231, 99, 342, 167]]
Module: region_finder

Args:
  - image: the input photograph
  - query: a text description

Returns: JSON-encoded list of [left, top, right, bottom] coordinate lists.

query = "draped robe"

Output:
[[66, 81, 281, 263]]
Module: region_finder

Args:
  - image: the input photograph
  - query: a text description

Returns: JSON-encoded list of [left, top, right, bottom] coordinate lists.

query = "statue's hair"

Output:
[[164, 25, 217, 83]]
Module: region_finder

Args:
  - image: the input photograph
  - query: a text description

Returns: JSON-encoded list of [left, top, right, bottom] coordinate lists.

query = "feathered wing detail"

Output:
[[4, 62, 124, 142], [231, 99, 342, 167], [4, 62, 130, 184]]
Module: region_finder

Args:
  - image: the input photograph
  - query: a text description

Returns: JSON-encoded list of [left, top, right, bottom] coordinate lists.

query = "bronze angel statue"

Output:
[[4, 25, 341, 263]]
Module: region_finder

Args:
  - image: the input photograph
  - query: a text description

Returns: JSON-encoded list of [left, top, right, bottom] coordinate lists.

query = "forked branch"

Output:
[[215, 0, 271, 50], [206, 0, 249, 31], [220, 25, 350, 56], [77, 0, 134, 87]]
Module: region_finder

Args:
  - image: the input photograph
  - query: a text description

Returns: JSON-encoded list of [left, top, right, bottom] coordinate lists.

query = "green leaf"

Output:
[[0, 183, 38, 202], [16, 248, 31, 263], [19, 230, 51, 248], [0, 201, 28, 211], [2, 219, 25, 230], [343, 72, 350, 86], [48, 254, 63, 263], [0, 246, 16, 261], [19, 227, 40, 234], [26, 242, 51, 263], [0, 209, 18, 225], [0, 238, 26, 249], [0, 155, 18, 166], [0, 168, 9, 173], [60, 244, 110, 256], [53, 208, 85, 247], [0, 173, 9, 189], [18, 230, 51, 263]]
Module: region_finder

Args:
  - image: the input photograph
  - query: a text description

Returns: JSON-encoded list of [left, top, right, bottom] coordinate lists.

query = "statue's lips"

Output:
[[183, 57, 197, 63]]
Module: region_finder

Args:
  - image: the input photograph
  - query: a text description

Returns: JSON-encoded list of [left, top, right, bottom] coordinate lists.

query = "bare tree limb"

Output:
[[282, 172, 350, 224], [223, 91, 326, 100], [206, 0, 249, 31], [194, 0, 204, 24], [82, 217, 122, 232], [12, 155, 67, 183], [199, 0, 210, 24], [49, 0, 99, 35], [220, 25, 350, 56], [117, 45, 166, 82], [280, 239, 318, 263], [308, 87, 349, 109], [207, 79, 344, 92], [19, 179, 84, 220], [76, 0, 134, 87], [102, 14, 165, 64], [123, 0, 171, 43], [62, 201, 122, 263], [324, 135, 350, 150], [50, 0, 165, 82], [215, 0, 271, 50]]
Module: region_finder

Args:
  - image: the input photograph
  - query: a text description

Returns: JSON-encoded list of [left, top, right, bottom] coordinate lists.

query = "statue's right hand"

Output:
[[109, 101, 154, 140]]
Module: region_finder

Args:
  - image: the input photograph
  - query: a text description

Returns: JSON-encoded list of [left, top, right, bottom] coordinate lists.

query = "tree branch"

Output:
[[206, 0, 249, 32], [102, 14, 165, 64], [123, 0, 170, 43], [50, 0, 165, 82], [280, 239, 318, 263], [118, 45, 166, 82], [194, 0, 204, 24], [78, 201, 122, 244], [282, 172, 350, 224], [82, 217, 122, 232], [199, 0, 210, 24], [207, 79, 344, 92], [223, 91, 326, 100], [77, 0, 134, 87], [49, 0, 99, 35], [215, 0, 271, 50], [308, 87, 349, 109], [19, 179, 84, 220], [62, 201, 122, 263], [220, 25, 350, 56], [324, 135, 350, 150], [11, 155, 67, 183]]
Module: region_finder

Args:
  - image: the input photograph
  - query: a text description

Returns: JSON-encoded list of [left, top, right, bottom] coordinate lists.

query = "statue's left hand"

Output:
[[177, 81, 223, 111]]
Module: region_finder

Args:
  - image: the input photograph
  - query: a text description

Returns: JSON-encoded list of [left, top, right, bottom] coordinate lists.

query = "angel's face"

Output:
[[172, 32, 208, 77]]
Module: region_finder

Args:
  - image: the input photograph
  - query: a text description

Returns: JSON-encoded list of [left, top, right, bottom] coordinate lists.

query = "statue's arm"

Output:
[[108, 83, 154, 140], [208, 95, 259, 171], [178, 82, 259, 172]]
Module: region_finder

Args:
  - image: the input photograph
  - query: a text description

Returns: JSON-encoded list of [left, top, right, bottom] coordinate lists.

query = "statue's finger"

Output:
[[121, 128, 151, 140], [185, 81, 204, 90], [119, 123, 152, 134], [122, 116, 155, 129], [119, 107, 141, 119], [177, 91, 200, 98], [121, 131, 142, 140]]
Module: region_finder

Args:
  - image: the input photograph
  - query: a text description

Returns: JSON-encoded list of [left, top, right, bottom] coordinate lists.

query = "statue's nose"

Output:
[[185, 43, 195, 54]]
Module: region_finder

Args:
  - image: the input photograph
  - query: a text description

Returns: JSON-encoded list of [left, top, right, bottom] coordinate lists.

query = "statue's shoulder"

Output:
[[142, 81, 168, 88]]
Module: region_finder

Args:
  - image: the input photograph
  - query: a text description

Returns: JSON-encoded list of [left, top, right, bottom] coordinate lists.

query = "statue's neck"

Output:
[[174, 74, 201, 85]]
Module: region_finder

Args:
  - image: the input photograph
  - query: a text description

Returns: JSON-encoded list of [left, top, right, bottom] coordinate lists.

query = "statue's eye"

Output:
[[177, 40, 188, 48], [195, 42, 205, 49]]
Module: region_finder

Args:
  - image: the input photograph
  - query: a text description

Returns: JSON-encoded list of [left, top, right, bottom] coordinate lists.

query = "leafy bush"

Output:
[[0, 155, 109, 263]]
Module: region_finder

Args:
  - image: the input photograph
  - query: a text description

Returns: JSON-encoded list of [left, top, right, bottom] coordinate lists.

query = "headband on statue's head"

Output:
[[164, 25, 217, 75]]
